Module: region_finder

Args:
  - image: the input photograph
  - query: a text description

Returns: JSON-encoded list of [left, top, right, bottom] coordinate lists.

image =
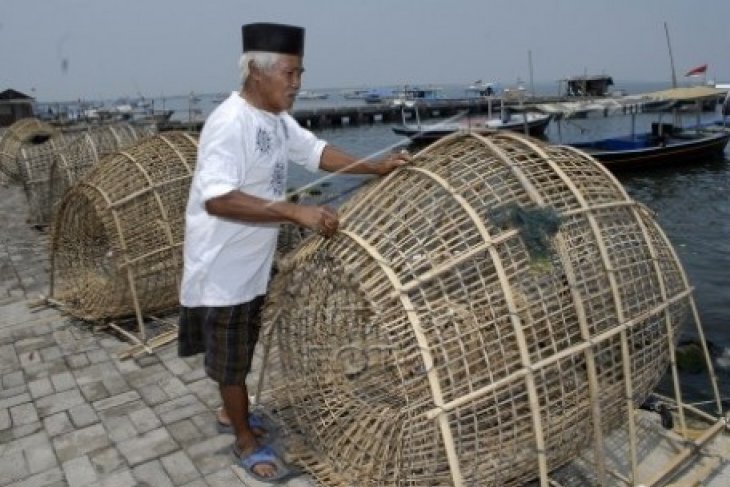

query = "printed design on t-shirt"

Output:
[[256, 127, 272, 154], [269, 157, 286, 197]]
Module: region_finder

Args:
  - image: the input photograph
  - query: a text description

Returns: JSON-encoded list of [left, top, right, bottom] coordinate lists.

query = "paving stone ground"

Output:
[[0, 183, 316, 486]]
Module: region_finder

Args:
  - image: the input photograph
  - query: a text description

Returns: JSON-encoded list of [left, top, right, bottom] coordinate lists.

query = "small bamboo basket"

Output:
[[50, 132, 198, 337], [263, 131, 696, 487]]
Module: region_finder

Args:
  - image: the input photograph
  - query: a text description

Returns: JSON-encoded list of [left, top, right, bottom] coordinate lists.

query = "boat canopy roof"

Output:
[[639, 85, 727, 101], [533, 86, 728, 118]]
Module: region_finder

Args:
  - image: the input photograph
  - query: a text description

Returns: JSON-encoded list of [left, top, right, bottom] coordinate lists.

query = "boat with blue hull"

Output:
[[539, 86, 730, 169], [569, 123, 730, 169]]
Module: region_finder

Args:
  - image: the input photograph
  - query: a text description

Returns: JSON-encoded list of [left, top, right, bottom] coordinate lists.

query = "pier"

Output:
[[290, 96, 565, 129], [159, 95, 568, 132]]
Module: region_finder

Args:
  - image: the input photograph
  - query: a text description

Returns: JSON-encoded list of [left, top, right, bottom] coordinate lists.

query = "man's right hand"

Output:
[[293, 204, 339, 238]]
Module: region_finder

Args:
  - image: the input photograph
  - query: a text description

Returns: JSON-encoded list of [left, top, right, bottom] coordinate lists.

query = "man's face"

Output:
[[258, 54, 304, 112]]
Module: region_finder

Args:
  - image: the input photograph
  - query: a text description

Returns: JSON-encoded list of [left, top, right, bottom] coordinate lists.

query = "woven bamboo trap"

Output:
[[50, 131, 198, 340], [0, 118, 58, 184], [34, 122, 153, 227], [261, 132, 721, 487]]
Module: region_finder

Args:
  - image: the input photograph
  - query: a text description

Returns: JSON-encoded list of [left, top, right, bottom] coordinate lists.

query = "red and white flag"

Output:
[[684, 64, 708, 77]]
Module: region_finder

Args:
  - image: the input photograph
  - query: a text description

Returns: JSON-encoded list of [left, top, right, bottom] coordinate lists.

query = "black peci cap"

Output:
[[242, 22, 305, 55]]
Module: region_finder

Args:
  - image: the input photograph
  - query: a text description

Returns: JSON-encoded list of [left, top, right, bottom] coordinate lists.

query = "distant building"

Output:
[[562, 75, 614, 97], [0, 89, 35, 127]]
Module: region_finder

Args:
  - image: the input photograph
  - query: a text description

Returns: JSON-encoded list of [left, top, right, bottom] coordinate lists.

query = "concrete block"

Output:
[[28, 377, 53, 399], [68, 403, 98, 428], [116, 427, 179, 466], [0, 390, 31, 410], [138, 384, 168, 406], [52, 423, 110, 463], [129, 406, 161, 434], [205, 467, 246, 486], [0, 407, 9, 430], [166, 419, 202, 446], [186, 378, 220, 408], [10, 402, 39, 426], [161, 450, 201, 486], [92, 391, 141, 412], [86, 349, 109, 364], [98, 469, 138, 487], [103, 415, 137, 443], [114, 357, 141, 374], [0, 450, 28, 485], [42, 412, 73, 438], [133, 459, 175, 487], [50, 371, 77, 392], [62, 455, 98, 486], [101, 374, 130, 396], [136, 354, 161, 367], [154, 394, 207, 425], [0, 344, 20, 373], [89, 446, 126, 476], [2, 370, 24, 388], [35, 389, 85, 418], [40, 346, 63, 362], [179, 367, 207, 384], [124, 364, 168, 389], [162, 357, 193, 377], [79, 381, 109, 403], [179, 480, 208, 487], [158, 376, 189, 399], [0, 421, 42, 443], [4, 466, 64, 487], [65, 353, 90, 370], [26, 441, 59, 474], [186, 435, 233, 475]]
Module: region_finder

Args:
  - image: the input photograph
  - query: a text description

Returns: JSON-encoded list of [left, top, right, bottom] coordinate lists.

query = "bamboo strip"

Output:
[[340, 228, 466, 487]]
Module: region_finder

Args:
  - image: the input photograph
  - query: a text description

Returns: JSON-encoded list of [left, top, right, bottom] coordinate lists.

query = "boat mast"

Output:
[[528, 50, 535, 96], [664, 22, 678, 89], [664, 22, 682, 127]]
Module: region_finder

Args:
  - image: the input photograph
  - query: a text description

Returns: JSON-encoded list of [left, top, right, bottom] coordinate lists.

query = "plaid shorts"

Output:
[[178, 296, 265, 385]]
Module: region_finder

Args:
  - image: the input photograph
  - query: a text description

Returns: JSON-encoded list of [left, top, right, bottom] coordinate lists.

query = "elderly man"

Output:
[[178, 22, 408, 481]]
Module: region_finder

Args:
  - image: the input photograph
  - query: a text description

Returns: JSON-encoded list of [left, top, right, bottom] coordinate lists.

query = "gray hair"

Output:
[[239, 51, 283, 84]]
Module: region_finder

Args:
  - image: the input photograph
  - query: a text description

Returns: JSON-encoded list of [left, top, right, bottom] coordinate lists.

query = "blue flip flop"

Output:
[[216, 409, 279, 439], [232, 443, 300, 483]]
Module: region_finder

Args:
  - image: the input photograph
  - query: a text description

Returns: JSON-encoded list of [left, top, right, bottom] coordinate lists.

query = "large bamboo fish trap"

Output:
[[16, 131, 81, 226], [39, 122, 152, 227], [0, 118, 58, 184], [50, 132, 198, 345], [261, 132, 723, 487]]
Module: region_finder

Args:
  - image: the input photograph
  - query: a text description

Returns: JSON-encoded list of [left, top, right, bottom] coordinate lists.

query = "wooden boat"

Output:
[[392, 111, 551, 140], [569, 123, 730, 169], [539, 86, 730, 169], [296, 90, 329, 100]]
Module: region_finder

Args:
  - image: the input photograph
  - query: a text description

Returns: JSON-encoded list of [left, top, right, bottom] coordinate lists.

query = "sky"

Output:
[[2, 0, 730, 102]]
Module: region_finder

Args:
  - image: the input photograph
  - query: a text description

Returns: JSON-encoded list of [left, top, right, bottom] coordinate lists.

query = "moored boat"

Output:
[[296, 90, 329, 100], [392, 111, 551, 140], [568, 123, 730, 169], [541, 85, 730, 169]]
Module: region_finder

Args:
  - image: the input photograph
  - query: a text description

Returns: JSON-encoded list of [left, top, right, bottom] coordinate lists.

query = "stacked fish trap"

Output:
[[263, 131, 704, 487], [50, 132, 198, 341], [0, 118, 58, 185], [43, 122, 153, 226]]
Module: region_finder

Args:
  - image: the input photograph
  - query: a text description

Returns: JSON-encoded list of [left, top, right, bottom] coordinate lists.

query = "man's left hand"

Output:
[[377, 149, 411, 175]]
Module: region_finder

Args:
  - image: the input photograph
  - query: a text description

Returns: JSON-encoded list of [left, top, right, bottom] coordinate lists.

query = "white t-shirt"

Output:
[[180, 92, 325, 307]]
